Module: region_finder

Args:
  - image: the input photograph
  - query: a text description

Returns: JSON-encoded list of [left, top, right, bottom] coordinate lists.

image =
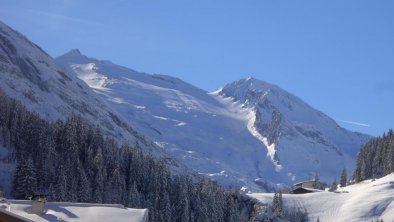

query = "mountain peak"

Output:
[[217, 77, 278, 100], [232, 76, 274, 89], [244, 76, 257, 81], [57, 49, 93, 64], [63, 48, 83, 57], [235, 76, 260, 85]]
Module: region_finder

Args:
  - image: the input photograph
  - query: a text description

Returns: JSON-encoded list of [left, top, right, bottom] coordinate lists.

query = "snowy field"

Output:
[[249, 174, 394, 222]]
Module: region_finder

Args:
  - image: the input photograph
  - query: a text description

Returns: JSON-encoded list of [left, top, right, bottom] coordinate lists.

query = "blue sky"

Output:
[[0, 0, 393, 136]]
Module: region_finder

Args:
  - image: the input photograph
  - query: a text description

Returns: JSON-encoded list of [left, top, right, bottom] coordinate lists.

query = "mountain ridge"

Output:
[[56, 49, 371, 190], [0, 19, 371, 191], [0, 21, 157, 151]]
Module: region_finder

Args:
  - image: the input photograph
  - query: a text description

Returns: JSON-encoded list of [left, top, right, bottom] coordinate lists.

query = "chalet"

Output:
[[0, 197, 148, 222], [291, 179, 326, 194]]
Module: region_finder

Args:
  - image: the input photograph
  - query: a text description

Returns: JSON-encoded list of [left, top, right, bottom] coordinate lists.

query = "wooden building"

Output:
[[291, 179, 326, 194]]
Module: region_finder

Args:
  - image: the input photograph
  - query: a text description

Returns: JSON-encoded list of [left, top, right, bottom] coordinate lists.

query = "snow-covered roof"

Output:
[[293, 180, 316, 186], [0, 200, 148, 222], [292, 187, 324, 193]]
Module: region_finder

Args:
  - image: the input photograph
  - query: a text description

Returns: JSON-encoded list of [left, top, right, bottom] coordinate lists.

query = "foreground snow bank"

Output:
[[249, 173, 394, 222]]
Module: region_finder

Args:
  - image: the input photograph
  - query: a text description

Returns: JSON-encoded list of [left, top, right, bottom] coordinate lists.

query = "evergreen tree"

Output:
[[55, 165, 67, 202], [340, 166, 347, 187], [278, 191, 283, 217], [158, 191, 171, 222], [92, 147, 104, 203], [127, 182, 141, 208], [47, 183, 55, 201], [272, 191, 283, 218], [224, 193, 241, 222], [13, 156, 37, 199], [77, 164, 91, 203], [313, 172, 320, 189], [329, 178, 337, 192], [174, 176, 190, 222]]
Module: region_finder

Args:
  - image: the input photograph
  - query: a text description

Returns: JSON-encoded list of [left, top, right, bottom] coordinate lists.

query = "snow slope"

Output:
[[249, 174, 394, 222], [57, 51, 370, 190], [217, 78, 371, 183], [0, 20, 179, 197], [57, 51, 279, 191], [0, 21, 152, 148]]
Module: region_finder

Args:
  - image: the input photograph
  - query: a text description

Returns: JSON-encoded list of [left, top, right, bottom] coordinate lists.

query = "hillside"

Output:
[[0, 21, 152, 149], [0, 91, 254, 221], [249, 173, 394, 221]]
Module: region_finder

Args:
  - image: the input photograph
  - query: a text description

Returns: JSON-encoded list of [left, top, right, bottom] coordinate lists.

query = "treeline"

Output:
[[0, 90, 257, 222], [353, 129, 394, 182]]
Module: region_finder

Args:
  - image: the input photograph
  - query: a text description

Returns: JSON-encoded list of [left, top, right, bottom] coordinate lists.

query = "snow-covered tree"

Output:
[[77, 164, 91, 203], [330, 178, 337, 192], [174, 175, 191, 222], [13, 156, 37, 199], [55, 165, 67, 202], [272, 191, 283, 218], [47, 183, 55, 201], [127, 182, 141, 208], [340, 166, 347, 187], [313, 172, 320, 189]]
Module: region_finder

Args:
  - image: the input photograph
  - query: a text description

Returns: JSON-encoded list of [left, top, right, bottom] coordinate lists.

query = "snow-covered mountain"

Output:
[[0, 21, 152, 150], [217, 78, 371, 181], [56, 50, 370, 190], [0, 19, 371, 191]]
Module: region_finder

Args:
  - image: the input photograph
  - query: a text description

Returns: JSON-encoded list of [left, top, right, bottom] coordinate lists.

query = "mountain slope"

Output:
[[249, 173, 394, 221], [217, 78, 371, 181], [57, 51, 370, 190], [57, 51, 278, 190], [0, 21, 152, 149]]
